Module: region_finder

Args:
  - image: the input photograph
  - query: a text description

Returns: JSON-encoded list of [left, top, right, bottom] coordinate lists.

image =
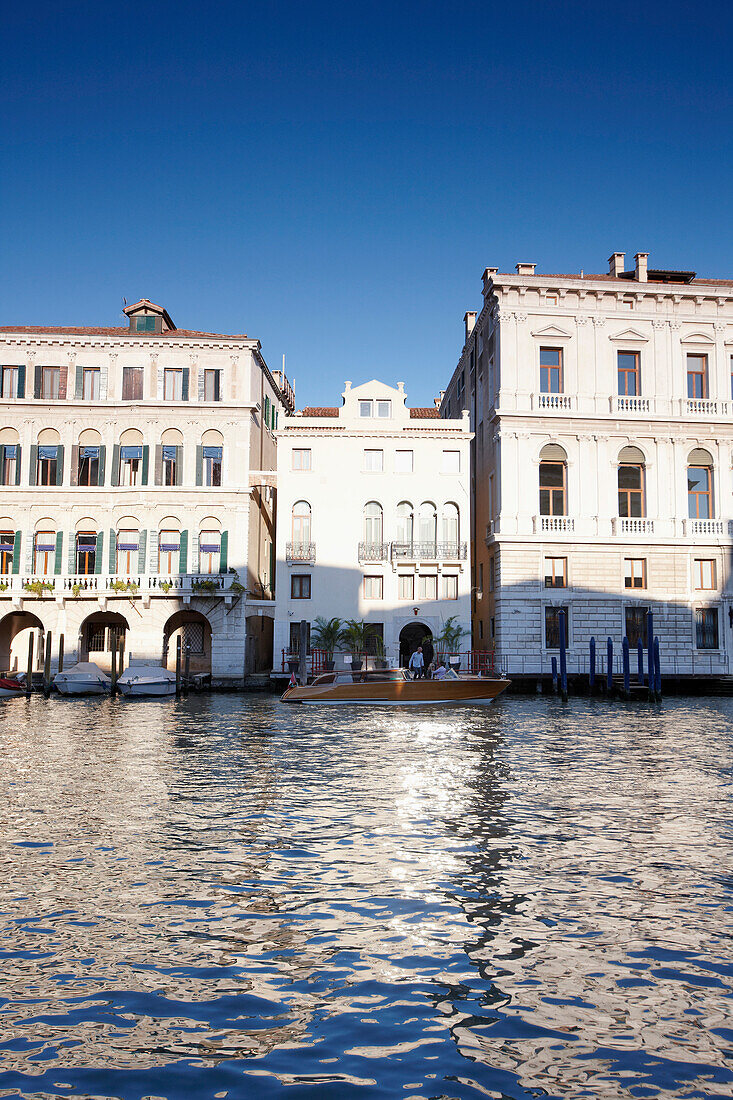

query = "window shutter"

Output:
[[99, 363, 108, 400], [264, 396, 270, 427], [12, 531, 21, 574], [111, 444, 120, 486], [56, 445, 64, 485], [154, 444, 163, 486], [149, 531, 159, 574], [25, 531, 34, 573], [75, 364, 83, 398], [197, 369, 205, 402], [195, 445, 203, 486], [219, 530, 228, 573], [17, 364, 25, 398], [157, 365, 163, 399], [70, 445, 79, 487], [141, 445, 149, 485], [138, 529, 147, 573], [29, 445, 37, 486], [14, 445, 21, 486], [214, 371, 221, 402], [98, 445, 106, 486], [58, 366, 67, 400], [68, 534, 76, 574], [192, 531, 200, 572], [179, 529, 188, 573], [182, 368, 189, 401], [54, 531, 63, 575], [175, 446, 183, 486], [34, 365, 41, 399], [108, 529, 116, 573], [95, 531, 104, 574]]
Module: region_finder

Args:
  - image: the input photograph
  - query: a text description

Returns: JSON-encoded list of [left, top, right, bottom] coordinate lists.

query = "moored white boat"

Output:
[[0, 675, 25, 698], [54, 662, 111, 696], [118, 664, 177, 697], [281, 668, 510, 705]]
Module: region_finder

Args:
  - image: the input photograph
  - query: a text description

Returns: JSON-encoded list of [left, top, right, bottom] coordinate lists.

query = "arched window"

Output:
[[442, 503, 459, 549], [119, 428, 144, 486], [396, 501, 414, 547], [419, 501, 437, 547], [158, 518, 181, 574], [77, 428, 102, 487], [75, 519, 98, 576], [116, 519, 140, 575], [34, 521, 57, 576], [0, 427, 19, 487], [199, 429, 223, 487], [618, 446, 646, 518], [688, 448, 714, 519], [198, 517, 222, 574], [36, 428, 61, 487], [539, 444, 567, 516], [363, 502, 383, 546], [159, 428, 183, 486], [292, 501, 311, 547]]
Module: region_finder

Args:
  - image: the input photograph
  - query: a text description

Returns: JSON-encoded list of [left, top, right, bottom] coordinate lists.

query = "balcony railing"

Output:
[[535, 516, 575, 533], [687, 399, 725, 416], [683, 519, 726, 537], [612, 517, 655, 535], [534, 393, 574, 411], [0, 573, 239, 598], [390, 541, 468, 561], [286, 541, 316, 563], [358, 541, 389, 561], [612, 395, 651, 414]]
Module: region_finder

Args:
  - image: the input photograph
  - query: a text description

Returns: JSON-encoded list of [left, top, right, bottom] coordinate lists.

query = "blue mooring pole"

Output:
[[606, 637, 613, 692], [589, 636, 596, 692], [551, 655, 558, 692], [558, 610, 568, 701], [654, 636, 662, 700], [647, 612, 654, 700], [637, 639, 644, 684], [622, 636, 630, 697]]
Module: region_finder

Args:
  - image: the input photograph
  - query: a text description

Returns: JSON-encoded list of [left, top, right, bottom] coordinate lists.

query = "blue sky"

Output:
[[2, 1, 731, 406]]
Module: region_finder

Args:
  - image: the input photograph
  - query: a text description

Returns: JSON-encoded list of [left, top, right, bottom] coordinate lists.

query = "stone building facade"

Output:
[[441, 252, 733, 675], [0, 299, 285, 681]]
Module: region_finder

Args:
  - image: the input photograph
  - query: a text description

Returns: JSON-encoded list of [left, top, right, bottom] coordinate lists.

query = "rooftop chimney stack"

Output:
[[482, 267, 498, 292], [515, 262, 536, 276], [608, 252, 625, 277], [464, 311, 477, 342], [635, 252, 649, 282]]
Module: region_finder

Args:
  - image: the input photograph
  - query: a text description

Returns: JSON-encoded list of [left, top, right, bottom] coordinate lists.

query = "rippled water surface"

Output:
[[0, 694, 732, 1099]]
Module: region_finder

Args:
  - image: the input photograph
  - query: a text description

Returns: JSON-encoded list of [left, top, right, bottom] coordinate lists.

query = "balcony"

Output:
[[686, 398, 727, 416], [683, 519, 726, 538], [390, 541, 468, 561], [612, 517, 655, 536], [534, 516, 575, 533], [286, 541, 316, 564], [611, 395, 651, 415], [358, 541, 389, 562], [0, 573, 241, 601], [533, 393, 574, 412]]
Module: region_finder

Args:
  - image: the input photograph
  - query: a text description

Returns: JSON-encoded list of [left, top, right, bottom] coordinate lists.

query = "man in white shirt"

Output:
[[408, 646, 425, 680]]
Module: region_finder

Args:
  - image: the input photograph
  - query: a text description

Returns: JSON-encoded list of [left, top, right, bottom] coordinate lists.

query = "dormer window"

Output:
[[135, 316, 156, 333], [359, 400, 373, 417], [359, 399, 391, 418], [124, 299, 175, 334], [376, 400, 391, 418]]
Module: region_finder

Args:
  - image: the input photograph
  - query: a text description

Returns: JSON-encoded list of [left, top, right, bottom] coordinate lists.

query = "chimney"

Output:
[[464, 311, 477, 342], [482, 267, 498, 292], [515, 262, 536, 276], [634, 252, 648, 282], [608, 252, 625, 277]]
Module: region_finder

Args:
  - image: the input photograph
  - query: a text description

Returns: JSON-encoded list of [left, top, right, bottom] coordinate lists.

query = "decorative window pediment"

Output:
[[609, 327, 648, 343], [530, 324, 572, 339], [680, 331, 715, 344]]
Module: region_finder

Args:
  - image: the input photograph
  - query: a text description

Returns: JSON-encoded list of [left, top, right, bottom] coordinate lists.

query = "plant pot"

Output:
[[376, 658, 388, 669], [324, 659, 335, 671], [287, 657, 299, 673], [350, 657, 363, 672]]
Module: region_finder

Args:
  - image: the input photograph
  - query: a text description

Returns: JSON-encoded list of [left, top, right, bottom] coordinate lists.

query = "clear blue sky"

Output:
[[2, 1, 731, 407]]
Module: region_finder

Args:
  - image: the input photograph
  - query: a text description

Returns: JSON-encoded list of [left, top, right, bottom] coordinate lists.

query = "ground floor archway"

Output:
[[0, 611, 45, 673], [399, 621, 433, 668], [163, 610, 212, 674], [80, 612, 129, 672], [246, 615, 273, 674]]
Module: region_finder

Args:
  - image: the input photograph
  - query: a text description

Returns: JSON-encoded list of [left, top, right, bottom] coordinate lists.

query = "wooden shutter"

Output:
[[67, 533, 76, 574], [54, 531, 63, 575], [110, 444, 120, 486], [181, 368, 189, 401], [99, 363, 108, 400], [14, 445, 21, 486], [175, 446, 183, 486], [137, 529, 147, 573], [28, 445, 37, 486], [55, 445, 64, 485], [219, 530, 228, 573], [70, 445, 79, 487], [95, 531, 103, 574], [214, 371, 221, 401], [154, 445, 163, 486], [25, 531, 34, 573], [75, 364, 83, 398], [98, 445, 106, 486], [34, 365, 41, 399], [141, 445, 149, 485], [17, 364, 25, 398], [157, 364, 163, 399], [58, 366, 67, 400], [179, 529, 188, 573], [195, 445, 203, 486], [149, 531, 159, 574], [192, 531, 200, 573], [12, 531, 21, 574], [108, 529, 116, 573], [197, 368, 205, 402]]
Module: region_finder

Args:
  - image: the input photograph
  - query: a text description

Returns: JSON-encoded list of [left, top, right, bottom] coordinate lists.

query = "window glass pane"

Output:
[[359, 401, 372, 417], [398, 574, 414, 600], [442, 575, 458, 599], [395, 450, 413, 473], [364, 450, 383, 471], [376, 401, 391, 418], [539, 462, 564, 488], [442, 451, 460, 473]]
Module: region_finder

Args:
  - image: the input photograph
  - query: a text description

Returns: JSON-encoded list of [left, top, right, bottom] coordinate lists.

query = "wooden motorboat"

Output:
[[0, 675, 25, 698], [281, 668, 510, 705]]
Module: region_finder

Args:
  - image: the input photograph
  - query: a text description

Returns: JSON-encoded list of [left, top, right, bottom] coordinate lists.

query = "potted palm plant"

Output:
[[370, 636, 388, 670], [339, 619, 368, 674], [311, 616, 342, 671], [435, 616, 469, 670]]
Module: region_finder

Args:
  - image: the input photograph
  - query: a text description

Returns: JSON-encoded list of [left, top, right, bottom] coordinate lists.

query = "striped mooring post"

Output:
[[622, 636, 630, 697], [551, 655, 558, 692], [606, 638, 613, 692], [558, 610, 568, 701], [589, 636, 596, 691]]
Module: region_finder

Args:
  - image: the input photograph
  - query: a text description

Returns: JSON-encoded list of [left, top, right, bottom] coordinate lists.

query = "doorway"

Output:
[[399, 622, 433, 668]]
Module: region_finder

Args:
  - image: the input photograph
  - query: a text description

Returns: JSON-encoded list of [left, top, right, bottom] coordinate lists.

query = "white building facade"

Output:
[[441, 252, 733, 676], [274, 381, 472, 669], [0, 299, 285, 681]]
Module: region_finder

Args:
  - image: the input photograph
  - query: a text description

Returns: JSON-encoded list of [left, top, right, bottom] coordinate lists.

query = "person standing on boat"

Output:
[[409, 646, 425, 680]]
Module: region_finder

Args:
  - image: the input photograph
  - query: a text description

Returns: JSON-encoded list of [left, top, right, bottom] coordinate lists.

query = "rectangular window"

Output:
[[363, 575, 383, 600], [688, 466, 712, 519], [625, 606, 648, 647], [694, 559, 716, 590], [41, 366, 60, 400], [162, 445, 177, 486], [363, 449, 384, 472], [135, 315, 156, 333], [617, 351, 641, 396], [540, 347, 563, 393], [289, 622, 311, 654], [38, 446, 58, 486], [203, 369, 220, 401], [442, 574, 458, 600], [1, 445, 18, 485], [34, 531, 56, 575], [398, 574, 414, 600], [116, 529, 139, 574], [120, 446, 142, 486], [621, 297, 634, 310], [292, 448, 312, 471], [1, 366, 19, 397], [204, 446, 222, 487], [359, 400, 373, 417], [291, 574, 312, 599], [544, 557, 567, 588], [78, 446, 100, 487], [87, 624, 106, 651], [0, 532, 14, 574], [181, 622, 204, 654], [618, 464, 645, 517], [489, 557, 495, 591], [122, 366, 144, 401], [687, 354, 708, 399], [376, 400, 391, 418], [164, 368, 183, 401], [198, 530, 220, 574], [478, 619, 484, 640], [82, 367, 100, 400], [442, 450, 460, 474], [418, 574, 438, 600], [76, 532, 97, 575], [539, 462, 566, 516], [545, 606, 569, 648], [696, 607, 719, 649], [158, 530, 180, 573], [624, 558, 647, 589], [394, 450, 413, 473]]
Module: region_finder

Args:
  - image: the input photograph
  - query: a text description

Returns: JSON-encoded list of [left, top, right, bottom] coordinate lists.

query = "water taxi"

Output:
[[281, 668, 510, 705]]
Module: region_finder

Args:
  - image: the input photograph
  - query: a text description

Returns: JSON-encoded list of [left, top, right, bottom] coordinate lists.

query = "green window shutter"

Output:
[[219, 530, 228, 573], [98, 445, 106, 486], [70, 445, 79, 487], [34, 365, 41, 399], [182, 368, 189, 401], [68, 533, 76, 574], [269, 541, 275, 590], [195, 445, 203, 486], [264, 396, 270, 427], [75, 363, 83, 399], [141, 445, 149, 485], [108, 529, 116, 573], [12, 531, 21, 575], [149, 531, 159, 575], [29, 445, 37, 486], [95, 531, 104, 574], [54, 531, 63, 575], [14, 445, 21, 486], [17, 364, 25, 398], [179, 529, 188, 573], [175, 446, 183, 486], [138, 529, 147, 573], [111, 444, 120, 486], [154, 444, 163, 486], [55, 444, 64, 485]]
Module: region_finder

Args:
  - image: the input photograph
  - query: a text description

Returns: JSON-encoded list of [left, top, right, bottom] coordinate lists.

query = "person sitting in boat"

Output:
[[433, 661, 447, 680], [408, 646, 425, 680]]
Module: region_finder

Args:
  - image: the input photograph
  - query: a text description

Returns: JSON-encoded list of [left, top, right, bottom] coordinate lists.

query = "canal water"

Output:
[[0, 695, 731, 1099]]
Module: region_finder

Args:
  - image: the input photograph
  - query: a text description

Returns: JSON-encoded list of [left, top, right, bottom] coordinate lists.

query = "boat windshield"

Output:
[[311, 669, 409, 686]]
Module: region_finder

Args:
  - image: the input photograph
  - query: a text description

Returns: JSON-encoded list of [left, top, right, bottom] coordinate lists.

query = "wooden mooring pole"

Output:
[[110, 637, 118, 697], [43, 631, 52, 697], [622, 636, 630, 698], [606, 638, 613, 693], [57, 633, 64, 676], [184, 642, 191, 694], [175, 636, 182, 696], [25, 633, 34, 698], [558, 611, 568, 702], [646, 611, 654, 701], [298, 619, 309, 685], [589, 636, 596, 693]]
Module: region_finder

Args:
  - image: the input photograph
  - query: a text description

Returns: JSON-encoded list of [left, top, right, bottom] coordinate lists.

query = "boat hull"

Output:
[[282, 676, 510, 705], [118, 680, 177, 697], [55, 678, 110, 696]]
